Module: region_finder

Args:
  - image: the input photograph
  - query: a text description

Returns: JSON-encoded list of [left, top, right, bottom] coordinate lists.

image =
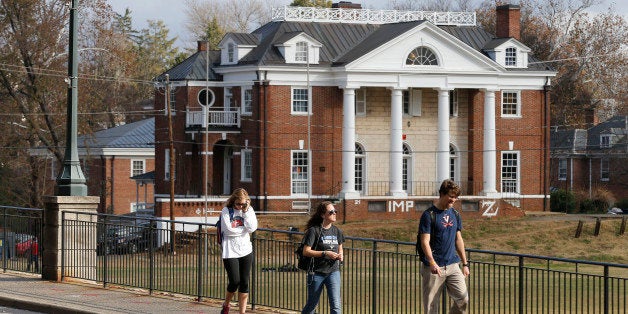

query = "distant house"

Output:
[[31, 118, 155, 215], [152, 2, 556, 224], [550, 115, 628, 200]]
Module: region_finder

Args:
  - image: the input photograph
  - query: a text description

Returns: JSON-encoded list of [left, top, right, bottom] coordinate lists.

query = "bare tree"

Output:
[[183, 0, 282, 45]]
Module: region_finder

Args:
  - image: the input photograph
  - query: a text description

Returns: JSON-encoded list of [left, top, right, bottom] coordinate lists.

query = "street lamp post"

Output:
[[56, 0, 87, 196]]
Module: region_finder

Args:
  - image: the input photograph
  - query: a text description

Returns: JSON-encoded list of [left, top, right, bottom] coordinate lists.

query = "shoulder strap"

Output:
[[228, 207, 235, 221]]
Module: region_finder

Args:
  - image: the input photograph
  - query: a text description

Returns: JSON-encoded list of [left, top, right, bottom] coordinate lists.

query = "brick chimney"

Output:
[[197, 40, 208, 52], [584, 108, 599, 127], [332, 1, 362, 9], [496, 4, 521, 40]]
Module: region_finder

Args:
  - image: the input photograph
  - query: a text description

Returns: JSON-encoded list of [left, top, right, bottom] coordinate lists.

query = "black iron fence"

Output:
[[0, 206, 42, 274], [2, 207, 627, 313]]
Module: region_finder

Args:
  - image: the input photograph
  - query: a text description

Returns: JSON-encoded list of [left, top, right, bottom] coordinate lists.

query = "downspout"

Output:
[[543, 77, 550, 211], [100, 156, 106, 213], [110, 156, 115, 214], [257, 71, 268, 212]]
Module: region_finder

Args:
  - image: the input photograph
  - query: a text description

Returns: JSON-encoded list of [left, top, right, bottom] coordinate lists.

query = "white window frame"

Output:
[[224, 87, 234, 109], [449, 89, 458, 117], [600, 158, 609, 181], [291, 87, 309, 114], [402, 143, 412, 193], [227, 43, 235, 63], [242, 87, 253, 115], [558, 158, 567, 181], [501, 151, 520, 194], [166, 87, 176, 116], [449, 144, 459, 182], [241, 149, 253, 182], [295, 41, 308, 62], [131, 159, 146, 177], [403, 88, 422, 116], [600, 134, 612, 148], [505, 47, 517, 67], [501, 90, 521, 117], [355, 143, 365, 194], [291, 150, 309, 195], [355, 88, 366, 116]]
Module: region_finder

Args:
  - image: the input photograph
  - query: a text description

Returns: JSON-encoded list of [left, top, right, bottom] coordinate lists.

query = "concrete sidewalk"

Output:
[[0, 272, 284, 313]]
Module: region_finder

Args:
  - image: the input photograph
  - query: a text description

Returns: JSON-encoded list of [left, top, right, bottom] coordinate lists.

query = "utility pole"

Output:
[[165, 74, 176, 254], [56, 0, 87, 196]]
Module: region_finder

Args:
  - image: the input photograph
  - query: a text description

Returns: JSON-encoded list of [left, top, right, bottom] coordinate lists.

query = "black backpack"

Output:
[[216, 207, 234, 246], [415, 208, 460, 258], [295, 227, 321, 271]]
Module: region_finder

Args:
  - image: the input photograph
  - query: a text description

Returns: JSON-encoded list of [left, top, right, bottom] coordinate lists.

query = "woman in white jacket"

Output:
[[220, 188, 258, 314]]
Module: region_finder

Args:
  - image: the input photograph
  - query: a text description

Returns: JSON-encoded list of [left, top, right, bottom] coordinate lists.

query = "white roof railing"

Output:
[[271, 6, 476, 26]]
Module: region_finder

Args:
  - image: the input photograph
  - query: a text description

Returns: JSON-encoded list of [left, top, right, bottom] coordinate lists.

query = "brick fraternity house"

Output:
[[31, 118, 155, 215], [152, 3, 556, 225], [550, 115, 628, 201]]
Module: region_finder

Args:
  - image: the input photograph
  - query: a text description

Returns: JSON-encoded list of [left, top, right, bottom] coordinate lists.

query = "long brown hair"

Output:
[[306, 201, 332, 230], [225, 188, 250, 208]]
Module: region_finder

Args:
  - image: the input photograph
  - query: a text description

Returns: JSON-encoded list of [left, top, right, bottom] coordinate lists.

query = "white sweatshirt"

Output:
[[220, 206, 258, 259]]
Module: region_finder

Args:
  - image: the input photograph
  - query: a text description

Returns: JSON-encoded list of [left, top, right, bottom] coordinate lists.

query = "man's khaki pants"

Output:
[[421, 263, 469, 314]]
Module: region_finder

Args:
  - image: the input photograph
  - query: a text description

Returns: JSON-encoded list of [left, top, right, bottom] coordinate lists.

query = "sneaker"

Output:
[[220, 302, 230, 314]]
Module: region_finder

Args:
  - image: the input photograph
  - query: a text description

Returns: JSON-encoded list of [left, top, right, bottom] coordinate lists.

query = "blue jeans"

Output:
[[302, 271, 341, 314]]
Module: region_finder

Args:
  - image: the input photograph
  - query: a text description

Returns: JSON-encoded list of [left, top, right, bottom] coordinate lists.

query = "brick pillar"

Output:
[[42, 196, 99, 281]]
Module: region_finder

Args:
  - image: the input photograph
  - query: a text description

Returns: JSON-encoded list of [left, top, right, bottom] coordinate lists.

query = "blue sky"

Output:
[[108, 0, 626, 49]]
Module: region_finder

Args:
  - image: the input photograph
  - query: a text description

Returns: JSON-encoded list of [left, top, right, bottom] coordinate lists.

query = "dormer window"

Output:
[[406, 47, 438, 66], [600, 134, 612, 148], [295, 41, 308, 62], [505, 47, 516, 66], [227, 43, 235, 63], [274, 33, 322, 64]]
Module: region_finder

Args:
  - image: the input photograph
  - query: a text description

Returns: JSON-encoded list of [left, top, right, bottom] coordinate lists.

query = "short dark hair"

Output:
[[438, 179, 461, 197]]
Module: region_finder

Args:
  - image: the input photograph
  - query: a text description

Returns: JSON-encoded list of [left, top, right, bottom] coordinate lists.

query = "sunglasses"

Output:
[[327, 210, 337, 215], [235, 202, 248, 207]]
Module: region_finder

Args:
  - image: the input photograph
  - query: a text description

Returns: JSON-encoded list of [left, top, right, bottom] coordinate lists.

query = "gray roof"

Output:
[[587, 115, 628, 149], [159, 19, 554, 80], [551, 129, 587, 153], [79, 118, 154, 149], [551, 115, 627, 155], [159, 50, 222, 81], [229, 33, 260, 45]]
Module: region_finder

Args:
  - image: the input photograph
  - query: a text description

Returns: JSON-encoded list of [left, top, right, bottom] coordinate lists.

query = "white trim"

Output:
[[271, 6, 476, 26]]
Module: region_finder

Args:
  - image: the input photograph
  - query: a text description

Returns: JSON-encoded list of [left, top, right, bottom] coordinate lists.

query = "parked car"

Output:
[[15, 234, 35, 256], [97, 223, 155, 255]]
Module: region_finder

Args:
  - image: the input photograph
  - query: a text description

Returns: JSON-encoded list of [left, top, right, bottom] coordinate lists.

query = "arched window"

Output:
[[402, 143, 412, 192], [406, 47, 438, 66], [355, 143, 365, 194], [449, 144, 459, 181]]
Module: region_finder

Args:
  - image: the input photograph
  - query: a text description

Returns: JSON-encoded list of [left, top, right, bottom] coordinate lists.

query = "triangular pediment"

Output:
[[343, 22, 503, 73]]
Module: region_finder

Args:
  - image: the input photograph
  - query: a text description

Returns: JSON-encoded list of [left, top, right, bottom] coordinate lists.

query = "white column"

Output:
[[389, 88, 406, 197], [340, 88, 359, 199], [483, 89, 498, 194], [436, 89, 451, 184]]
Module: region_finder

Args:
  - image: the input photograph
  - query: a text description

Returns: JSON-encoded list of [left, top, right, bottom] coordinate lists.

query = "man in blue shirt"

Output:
[[419, 179, 470, 313]]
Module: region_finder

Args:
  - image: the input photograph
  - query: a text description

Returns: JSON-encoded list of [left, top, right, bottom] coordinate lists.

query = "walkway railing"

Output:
[[2, 207, 627, 313]]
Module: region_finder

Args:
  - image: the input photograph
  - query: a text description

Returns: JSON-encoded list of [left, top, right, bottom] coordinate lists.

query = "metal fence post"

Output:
[[603, 265, 609, 314], [519, 256, 524, 314], [251, 231, 257, 310], [372, 240, 377, 314]]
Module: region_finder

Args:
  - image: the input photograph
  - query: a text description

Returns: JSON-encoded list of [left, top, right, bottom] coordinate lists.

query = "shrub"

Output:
[[579, 189, 615, 214], [550, 189, 576, 213]]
